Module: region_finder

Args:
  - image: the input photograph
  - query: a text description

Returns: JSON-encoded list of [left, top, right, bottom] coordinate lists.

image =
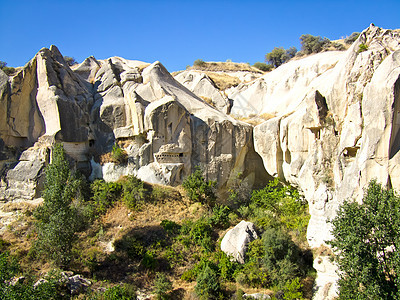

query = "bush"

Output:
[[121, 175, 146, 210], [111, 143, 127, 164], [63, 56, 77, 66], [182, 167, 216, 207], [329, 180, 400, 299], [209, 205, 231, 229], [253, 62, 273, 72], [358, 43, 368, 53], [249, 178, 309, 235], [300, 34, 330, 54], [160, 220, 181, 235], [180, 218, 214, 251], [0, 61, 15, 75], [93, 284, 137, 300], [153, 272, 173, 300], [345, 32, 360, 44], [195, 265, 221, 300], [193, 59, 206, 67], [262, 228, 303, 286], [114, 235, 145, 260], [91, 179, 122, 214], [0, 252, 60, 300]]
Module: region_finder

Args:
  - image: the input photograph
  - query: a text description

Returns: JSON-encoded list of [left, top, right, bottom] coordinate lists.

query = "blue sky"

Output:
[[1, 0, 399, 72]]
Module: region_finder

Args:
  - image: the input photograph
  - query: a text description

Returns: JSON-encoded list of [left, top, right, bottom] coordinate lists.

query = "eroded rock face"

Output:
[[0, 46, 268, 199], [233, 25, 400, 299]]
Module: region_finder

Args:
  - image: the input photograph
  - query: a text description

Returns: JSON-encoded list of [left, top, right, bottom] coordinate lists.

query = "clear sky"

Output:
[[1, 0, 399, 72]]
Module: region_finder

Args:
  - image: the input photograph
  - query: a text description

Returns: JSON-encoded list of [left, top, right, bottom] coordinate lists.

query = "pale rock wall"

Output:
[[233, 25, 400, 299]]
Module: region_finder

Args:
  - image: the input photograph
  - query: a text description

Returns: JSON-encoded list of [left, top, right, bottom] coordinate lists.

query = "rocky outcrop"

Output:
[[0, 46, 268, 200], [220, 220, 258, 264], [230, 25, 400, 299]]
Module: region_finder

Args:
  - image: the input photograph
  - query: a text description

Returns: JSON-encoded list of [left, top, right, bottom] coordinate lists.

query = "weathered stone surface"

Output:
[[232, 25, 400, 299], [174, 70, 231, 113], [220, 220, 258, 264]]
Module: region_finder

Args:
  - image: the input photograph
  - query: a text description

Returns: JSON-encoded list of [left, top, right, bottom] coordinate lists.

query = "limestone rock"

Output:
[[174, 70, 231, 113], [234, 25, 400, 300], [220, 220, 258, 264]]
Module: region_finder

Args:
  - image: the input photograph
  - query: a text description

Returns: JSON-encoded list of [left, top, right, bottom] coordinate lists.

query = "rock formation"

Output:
[[228, 25, 400, 299], [0, 46, 268, 201]]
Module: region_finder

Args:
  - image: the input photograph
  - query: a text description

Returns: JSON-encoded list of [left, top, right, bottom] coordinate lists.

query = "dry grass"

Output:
[[235, 113, 276, 126], [189, 61, 262, 73], [206, 72, 241, 90], [200, 96, 214, 106]]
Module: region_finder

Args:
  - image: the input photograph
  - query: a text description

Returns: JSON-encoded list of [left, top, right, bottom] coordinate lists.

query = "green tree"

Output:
[[182, 167, 216, 207], [195, 265, 221, 299], [265, 47, 297, 68], [34, 144, 84, 266], [265, 47, 287, 68], [329, 180, 400, 299], [299, 34, 330, 54], [253, 62, 273, 72]]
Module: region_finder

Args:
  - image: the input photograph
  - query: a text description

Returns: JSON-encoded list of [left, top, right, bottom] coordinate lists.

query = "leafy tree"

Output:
[[265, 47, 297, 68], [299, 34, 330, 54], [265, 47, 287, 68], [182, 167, 216, 207], [34, 144, 84, 266], [329, 180, 400, 299], [91, 179, 122, 214]]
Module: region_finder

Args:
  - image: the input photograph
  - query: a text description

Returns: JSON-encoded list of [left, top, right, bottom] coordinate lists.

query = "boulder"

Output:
[[220, 220, 258, 264]]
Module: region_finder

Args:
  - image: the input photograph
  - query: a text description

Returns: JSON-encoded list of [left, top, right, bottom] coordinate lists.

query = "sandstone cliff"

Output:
[[0, 46, 267, 201], [227, 25, 400, 299]]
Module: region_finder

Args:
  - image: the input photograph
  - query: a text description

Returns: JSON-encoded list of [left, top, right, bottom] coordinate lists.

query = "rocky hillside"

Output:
[[1, 24, 400, 299]]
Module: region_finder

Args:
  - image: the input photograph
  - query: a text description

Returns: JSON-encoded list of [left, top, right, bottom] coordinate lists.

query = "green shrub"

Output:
[[209, 205, 231, 229], [253, 62, 273, 72], [153, 272, 173, 300], [182, 167, 216, 207], [0, 61, 15, 75], [111, 143, 127, 164], [216, 251, 238, 281], [180, 218, 214, 251], [300, 34, 330, 54], [282, 277, 304, 300], [249, 178, 309, 236], [93, 284, 137, 300], [91, 179, 122, 214], [262, 228, 303, 287], [121, 175, 146, 210], [195, 265, 221, 299], [63, 56, 77, 66], [358, 43, 368, 53], [345, 32, 360, 44], [0, 252, 61, 300], [193, 59, 206, 67], [114, 235, 145, 260], [160, 220, 181, 235]]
